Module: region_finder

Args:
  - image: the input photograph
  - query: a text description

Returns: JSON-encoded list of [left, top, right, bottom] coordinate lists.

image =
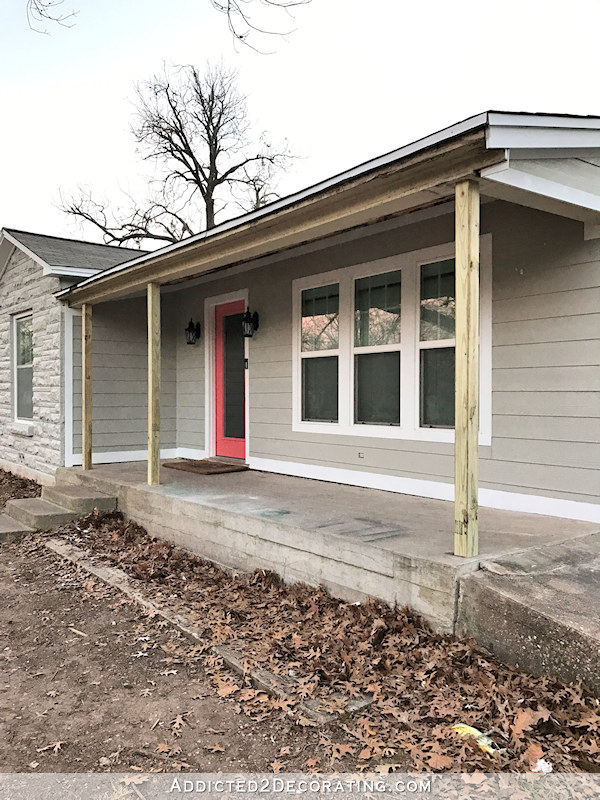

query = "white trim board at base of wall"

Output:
[[63, 450, 599, 523], [66, 448, 206, 467], [247, 457, 600, 524]]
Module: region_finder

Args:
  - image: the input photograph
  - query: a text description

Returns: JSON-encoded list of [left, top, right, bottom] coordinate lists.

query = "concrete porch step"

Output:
[[0, 513, 34, 543], [4, 498, 78, 530], [42, 484, 117, 514]]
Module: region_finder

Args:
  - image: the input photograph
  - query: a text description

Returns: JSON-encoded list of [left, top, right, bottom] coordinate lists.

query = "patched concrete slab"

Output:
[[54, 462, 598, 638], [457, 533, 600, 694]]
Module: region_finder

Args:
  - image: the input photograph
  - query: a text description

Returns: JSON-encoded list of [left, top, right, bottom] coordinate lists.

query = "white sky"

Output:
[[1, 0, 599, 245]]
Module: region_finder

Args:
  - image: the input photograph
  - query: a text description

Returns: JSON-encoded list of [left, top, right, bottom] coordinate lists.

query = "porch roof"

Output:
[[57, 110, 600, 306]]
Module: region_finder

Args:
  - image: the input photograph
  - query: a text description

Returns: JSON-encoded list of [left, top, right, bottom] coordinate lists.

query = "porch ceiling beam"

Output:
[[81, 303, 93, 471], [65, 135, 505, 307], [454, 180, 480, 558], [147, 282, 161, 486]]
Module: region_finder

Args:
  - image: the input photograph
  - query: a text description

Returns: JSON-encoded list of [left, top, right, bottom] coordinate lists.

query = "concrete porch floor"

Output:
[[55, 461, 598, 637]]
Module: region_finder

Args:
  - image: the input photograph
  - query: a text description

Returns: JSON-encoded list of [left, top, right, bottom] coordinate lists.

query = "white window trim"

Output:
[[13, 311, 34, 424], [292, 236, 492, 445]]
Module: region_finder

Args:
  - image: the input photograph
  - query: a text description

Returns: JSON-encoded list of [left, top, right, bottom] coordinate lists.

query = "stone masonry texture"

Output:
[[0, 250, 64, 481]]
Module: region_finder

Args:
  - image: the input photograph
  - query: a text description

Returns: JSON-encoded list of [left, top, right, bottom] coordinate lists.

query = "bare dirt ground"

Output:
[[1, 469, 598, 774], [0, 469, 40, 510], [0, 536, 334, 773]]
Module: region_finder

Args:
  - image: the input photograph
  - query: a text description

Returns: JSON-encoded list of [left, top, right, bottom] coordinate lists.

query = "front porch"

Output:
[[55, 461, 596, 634]]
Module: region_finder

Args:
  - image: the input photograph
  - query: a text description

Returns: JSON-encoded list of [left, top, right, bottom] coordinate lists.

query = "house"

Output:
[[1, 112, 599, 563], [0, 229, 147, 480]]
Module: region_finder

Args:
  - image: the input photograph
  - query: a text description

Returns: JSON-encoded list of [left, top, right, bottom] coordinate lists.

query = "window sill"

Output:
[[10, 421, 34, 437], [292, 420, 491, 446]]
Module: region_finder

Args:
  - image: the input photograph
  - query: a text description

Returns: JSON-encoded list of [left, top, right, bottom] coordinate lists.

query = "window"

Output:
[[14, 314, 33, 420], [300, 284, 339, 421], [292, 238, 491, 444], [419, 259, 455, 428], [353, 270, 401, 425]]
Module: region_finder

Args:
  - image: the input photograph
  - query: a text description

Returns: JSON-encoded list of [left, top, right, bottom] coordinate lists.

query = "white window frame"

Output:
[[292, 236, 492, 445], [299, 280, 341, 423], [13, 311, 34, 423]]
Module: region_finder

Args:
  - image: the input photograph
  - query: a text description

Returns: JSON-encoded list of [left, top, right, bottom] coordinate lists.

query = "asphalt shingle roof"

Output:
[[4, 229, 149, 272]]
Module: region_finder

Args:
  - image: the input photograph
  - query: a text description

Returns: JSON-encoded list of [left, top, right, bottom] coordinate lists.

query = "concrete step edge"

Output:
[[41, 485, 117, 513], [5, 498, 76, 529], [0, 513, 34, 542]]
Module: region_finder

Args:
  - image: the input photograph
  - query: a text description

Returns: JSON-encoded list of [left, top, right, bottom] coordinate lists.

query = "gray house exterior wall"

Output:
[[0, 249, 66, 482], [64, 199, 599, 517], [70, 296, 177, 461]]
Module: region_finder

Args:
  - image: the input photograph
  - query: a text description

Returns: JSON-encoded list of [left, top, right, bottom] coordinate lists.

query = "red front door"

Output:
[[215, 300, 246, 459]]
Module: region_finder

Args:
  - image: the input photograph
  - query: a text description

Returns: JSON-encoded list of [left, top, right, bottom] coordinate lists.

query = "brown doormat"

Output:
[[163, 458, 249, 475]]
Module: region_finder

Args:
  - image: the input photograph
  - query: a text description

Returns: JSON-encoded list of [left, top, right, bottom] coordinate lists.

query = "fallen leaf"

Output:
[[427, 752, 452, 770], [36, 741, 65, 755], [216, 679, 239, 698], [332, 743, 355, 760], [121, 776, 149, 785], [170, 714, 187, 737], [279, 746, 292, 756], [512, 709, 535, 742], [270, 759, 284, 773], [524, 742, 544, 765], [205, 744, 225, 753]]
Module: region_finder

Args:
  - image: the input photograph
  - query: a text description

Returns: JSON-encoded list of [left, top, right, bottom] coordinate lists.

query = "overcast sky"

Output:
[[1, 0, 599, 245]]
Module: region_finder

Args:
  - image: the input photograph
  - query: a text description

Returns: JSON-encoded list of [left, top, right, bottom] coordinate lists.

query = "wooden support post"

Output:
[[147, 282, 161, 486], [454, 179, 480, 557], [81, 303, 93, 470]]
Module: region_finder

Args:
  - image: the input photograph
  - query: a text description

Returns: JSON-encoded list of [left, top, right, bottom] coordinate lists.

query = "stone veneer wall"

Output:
[[0, 249, 64, 483]]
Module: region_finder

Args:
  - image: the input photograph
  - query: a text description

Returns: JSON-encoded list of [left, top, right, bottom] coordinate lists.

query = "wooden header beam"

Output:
[[147, 283, 161, 486], [63, 137, 505, 308], [454, 180, 480, 557], [81, 303, 93, 471]]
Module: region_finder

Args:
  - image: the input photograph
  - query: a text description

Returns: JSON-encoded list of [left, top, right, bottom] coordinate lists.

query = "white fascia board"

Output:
[[47, 266, 101, 278], [487, 125, 600, 151], [488, 112, 600, 130], [481, 160, 600, 214]]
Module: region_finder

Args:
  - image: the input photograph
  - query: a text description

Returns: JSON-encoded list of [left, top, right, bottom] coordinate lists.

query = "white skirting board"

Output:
[[248, 456, 600, 524]]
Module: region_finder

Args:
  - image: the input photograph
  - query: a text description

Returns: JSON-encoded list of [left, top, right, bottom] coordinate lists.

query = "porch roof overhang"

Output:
[[57, 110, 600, 307]]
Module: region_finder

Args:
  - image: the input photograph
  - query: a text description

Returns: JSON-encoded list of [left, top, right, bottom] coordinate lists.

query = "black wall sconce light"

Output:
[[242, 307, 259, 338], [185, 318, 201, 345]]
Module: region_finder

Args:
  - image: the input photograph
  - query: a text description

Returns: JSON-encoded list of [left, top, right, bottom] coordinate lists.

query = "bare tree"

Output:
[[27, 0, 310, 46], [26, 0, 76, 32], [61, 64, 291, 247], [210, 0, 311, 47]]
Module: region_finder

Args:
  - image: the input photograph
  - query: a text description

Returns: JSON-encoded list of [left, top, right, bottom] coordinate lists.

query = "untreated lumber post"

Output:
[[81, 303, 93, 470], [454, 179, 480, 557], [147, 282, 161, 486]]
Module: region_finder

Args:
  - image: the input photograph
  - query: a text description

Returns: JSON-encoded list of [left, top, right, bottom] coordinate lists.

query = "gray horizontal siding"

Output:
[[71, 296, 176, 456], [87, 199, 598, 511], [493, 415, 600, 443], [493, 314, 600, 345]]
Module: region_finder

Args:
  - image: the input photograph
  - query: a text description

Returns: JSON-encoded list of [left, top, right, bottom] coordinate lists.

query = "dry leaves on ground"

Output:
[[54, 509, 600, 773]]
